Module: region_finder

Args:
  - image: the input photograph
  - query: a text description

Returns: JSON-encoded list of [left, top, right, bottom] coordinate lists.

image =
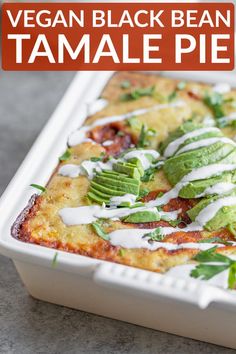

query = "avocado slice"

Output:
[[179, 172, 235, 198], [164, 142, 236, 185], [122, 210, 161, 223], [95, 173, 140, 186], [93, 176, 140, 195], [90, 181, 125, 196], [113, 162, 141, 180], [125, 157, 145, 176], [187, 189, 236, 231], [87, 191, 110, 204], [159, 121, 202, 155]]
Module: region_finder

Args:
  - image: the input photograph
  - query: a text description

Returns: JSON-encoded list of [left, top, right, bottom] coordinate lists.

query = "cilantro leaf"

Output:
[[141, 167, 156, 182], [190, 247, 236, 288], [204, 92, 225, 119], [30, 184, 46, 193], [59, 149, 71, 161], [227, 224, 236, 238], [228, 263, 236, 289], [119, 249, 126, 257], [52, 252, 58, 267], [137, 124, 156, 148], [120, 86, 155, 102], [177, 81, 186, 90], [91, 221, 110, 241], [193, 246, 231, 264], [168, 90, 177, 102], [190, 263, 230, 281], [138, 188, 150, 198], [117, 131, 125, 137], [120, 80, 131, 89], [90, 153, 105, 162], [126, 116, 142, 131], [137, 124, 148, 148], [143, 227, 164, 242]]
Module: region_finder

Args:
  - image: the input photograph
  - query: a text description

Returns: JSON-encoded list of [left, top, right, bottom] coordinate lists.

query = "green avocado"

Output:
[[90, 181, 125, 196], [164, 142, 236, 185], [187, 188, 236, 231], [87, 191, 111, 204], [122, 210, 161, 223], [113, 162, 141, 180], [179, 172, 235, 198], [125, 157, 144, 176], [93, 176, 139, 195], [159, 120, 201, 155]]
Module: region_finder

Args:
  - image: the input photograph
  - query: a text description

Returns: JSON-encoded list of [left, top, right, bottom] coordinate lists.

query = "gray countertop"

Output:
[[0, 70, 235, 354]]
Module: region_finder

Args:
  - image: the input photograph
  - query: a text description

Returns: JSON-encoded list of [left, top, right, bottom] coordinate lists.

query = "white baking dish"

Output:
[[1, 71, 236, 349]]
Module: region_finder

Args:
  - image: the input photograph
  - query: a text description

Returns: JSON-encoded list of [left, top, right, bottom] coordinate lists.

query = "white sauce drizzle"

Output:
[[163, 127, 220, 158], [147, 164, 236, 207], [176, 137, 236, 156], [202, 116, 216, 127], [58, 164, 83, 178], [217, 112, 236, 125], [213, 83, 231, 95], [102, 140, 113, 147], [58, 160, 114, 180], [109, 194, 137, 207], [196, 182, 236, 198], [108, 228, 226, 251], [80, 160, 113, 179], [59, 205, 179, 226], [122, 150, 160, 169], [68, 100, 185, 147], [58, 149, 159, 179], [195, 196, 236, 227]]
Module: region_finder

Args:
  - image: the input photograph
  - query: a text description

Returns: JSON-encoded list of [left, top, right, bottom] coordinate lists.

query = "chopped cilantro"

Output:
[[143, 227, 164, 242], [52, 252, 58, 267], [30, 184, 46, 193], [117, 131, 125, 137], [203, 92, 225, 120], [191, 263, 230, 281], [126, 116, 142, 131], [119, 249, 126, 257], [177, 81, 186, 90], [120, 86, 155, 102], [228, 263, 236, 289], [137, 124, 156, 148], [138, 188, 150, 198], [120, 80, 131, 89], [227, 224, 236, 238], [190, 247, 236, 289], [90, 153, 105, 162], [137, 124, 148, 147], [168, 90, 178, 102], [59, 149, 71, 161], [168, 82, 186, 102], [92, 221, 110, 241]]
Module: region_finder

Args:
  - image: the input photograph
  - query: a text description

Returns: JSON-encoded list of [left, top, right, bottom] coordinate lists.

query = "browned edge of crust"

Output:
[[11, 194, 38, 240]]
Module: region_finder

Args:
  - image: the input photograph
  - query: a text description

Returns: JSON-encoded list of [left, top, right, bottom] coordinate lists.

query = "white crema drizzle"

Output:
[[175, 137, 236, 156], [163, 127, 220, 158], [58, 149, 159, 179], [59, 204, 179, 226]]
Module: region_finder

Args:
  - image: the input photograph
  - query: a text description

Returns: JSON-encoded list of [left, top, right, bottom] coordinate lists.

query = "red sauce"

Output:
[[89, 122, 135, 156]]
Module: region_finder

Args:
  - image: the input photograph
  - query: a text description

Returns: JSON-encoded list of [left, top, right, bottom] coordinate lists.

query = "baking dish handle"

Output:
[[93, 263, 236, 309]]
